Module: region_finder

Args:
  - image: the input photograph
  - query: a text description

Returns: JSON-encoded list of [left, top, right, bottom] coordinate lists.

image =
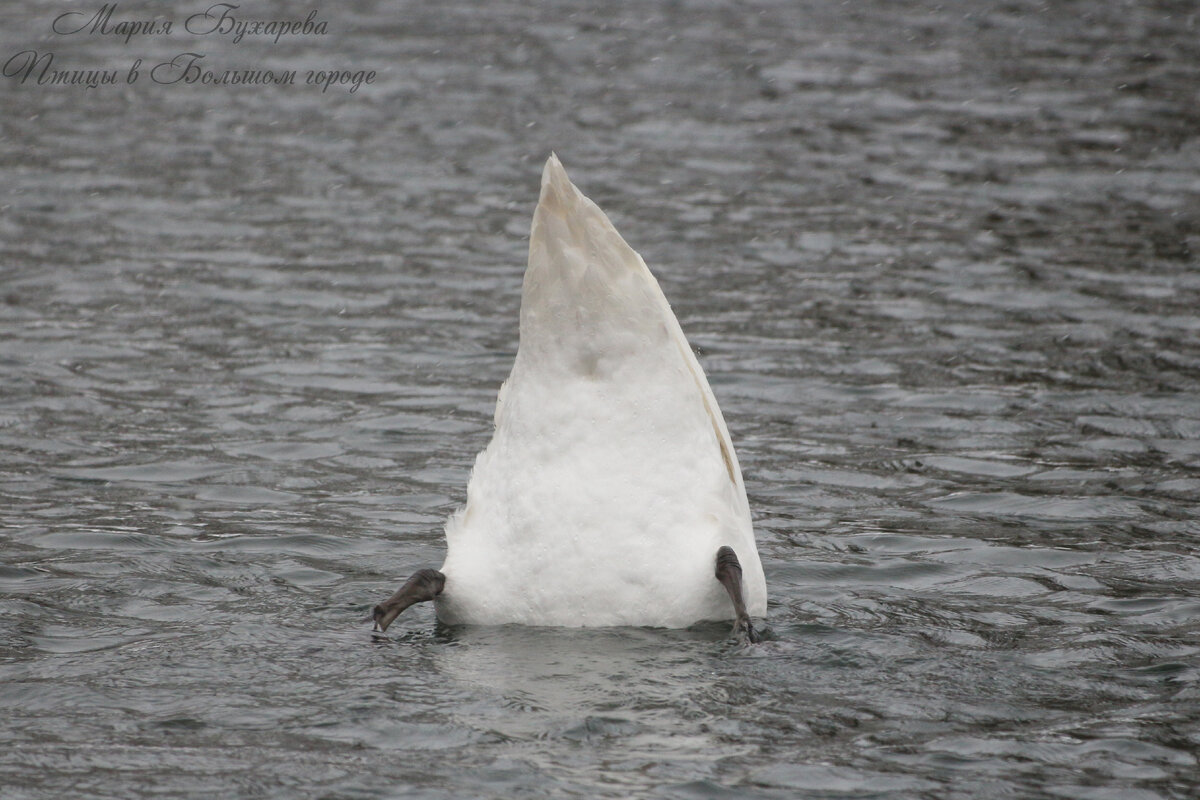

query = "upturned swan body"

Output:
[[374, 155, 767, 640]]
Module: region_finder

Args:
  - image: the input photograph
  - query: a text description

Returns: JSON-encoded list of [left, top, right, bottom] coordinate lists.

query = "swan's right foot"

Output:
[[373, 568, 445, 632], [715, 546, 761, 645]]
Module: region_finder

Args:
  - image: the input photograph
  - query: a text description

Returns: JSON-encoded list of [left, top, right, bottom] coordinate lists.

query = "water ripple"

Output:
[[2, 0, 1198, 797]]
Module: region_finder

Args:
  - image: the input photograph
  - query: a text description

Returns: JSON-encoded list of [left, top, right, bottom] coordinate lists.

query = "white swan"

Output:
[[373, 155, 767, 641]]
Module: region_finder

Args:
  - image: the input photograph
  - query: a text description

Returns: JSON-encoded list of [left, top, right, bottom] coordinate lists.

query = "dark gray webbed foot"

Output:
[[715, 546, 761, 645], [373, 568, 445, 632]]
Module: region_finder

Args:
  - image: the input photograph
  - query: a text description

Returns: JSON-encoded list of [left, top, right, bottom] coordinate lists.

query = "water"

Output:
[[2, 0, 1199, 797]]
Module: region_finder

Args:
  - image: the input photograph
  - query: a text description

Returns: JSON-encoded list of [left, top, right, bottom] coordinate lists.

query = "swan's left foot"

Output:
[[373, 568, 445, 632], [715, 546, 761, 645]]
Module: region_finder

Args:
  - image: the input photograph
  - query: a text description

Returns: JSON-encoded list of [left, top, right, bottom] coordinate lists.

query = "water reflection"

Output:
[[434, 625, 729, 745]]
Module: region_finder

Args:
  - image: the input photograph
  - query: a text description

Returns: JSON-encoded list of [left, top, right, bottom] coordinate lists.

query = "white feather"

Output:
[[435, 154, 767, 627]]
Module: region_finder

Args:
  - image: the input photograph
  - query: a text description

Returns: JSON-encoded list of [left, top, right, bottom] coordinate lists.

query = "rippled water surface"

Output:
[[2, 1, 1199, 798]]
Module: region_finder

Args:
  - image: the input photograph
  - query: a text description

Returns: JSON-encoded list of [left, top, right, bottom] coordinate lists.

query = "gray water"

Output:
[[2, 1, 1199, 797]]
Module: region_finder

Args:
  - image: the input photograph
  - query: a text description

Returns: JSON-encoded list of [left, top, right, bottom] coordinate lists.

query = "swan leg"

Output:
[[715, 546, 761, 645], [373, 569, 445, 632]]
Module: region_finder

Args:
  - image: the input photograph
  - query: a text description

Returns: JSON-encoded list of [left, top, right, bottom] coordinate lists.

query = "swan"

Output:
[[373, 154, 767, 643]]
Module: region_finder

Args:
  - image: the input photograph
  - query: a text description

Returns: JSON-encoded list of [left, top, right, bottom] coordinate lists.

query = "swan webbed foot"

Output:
[[373, 568, 445, 632], [715, 546, 761, 645]]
